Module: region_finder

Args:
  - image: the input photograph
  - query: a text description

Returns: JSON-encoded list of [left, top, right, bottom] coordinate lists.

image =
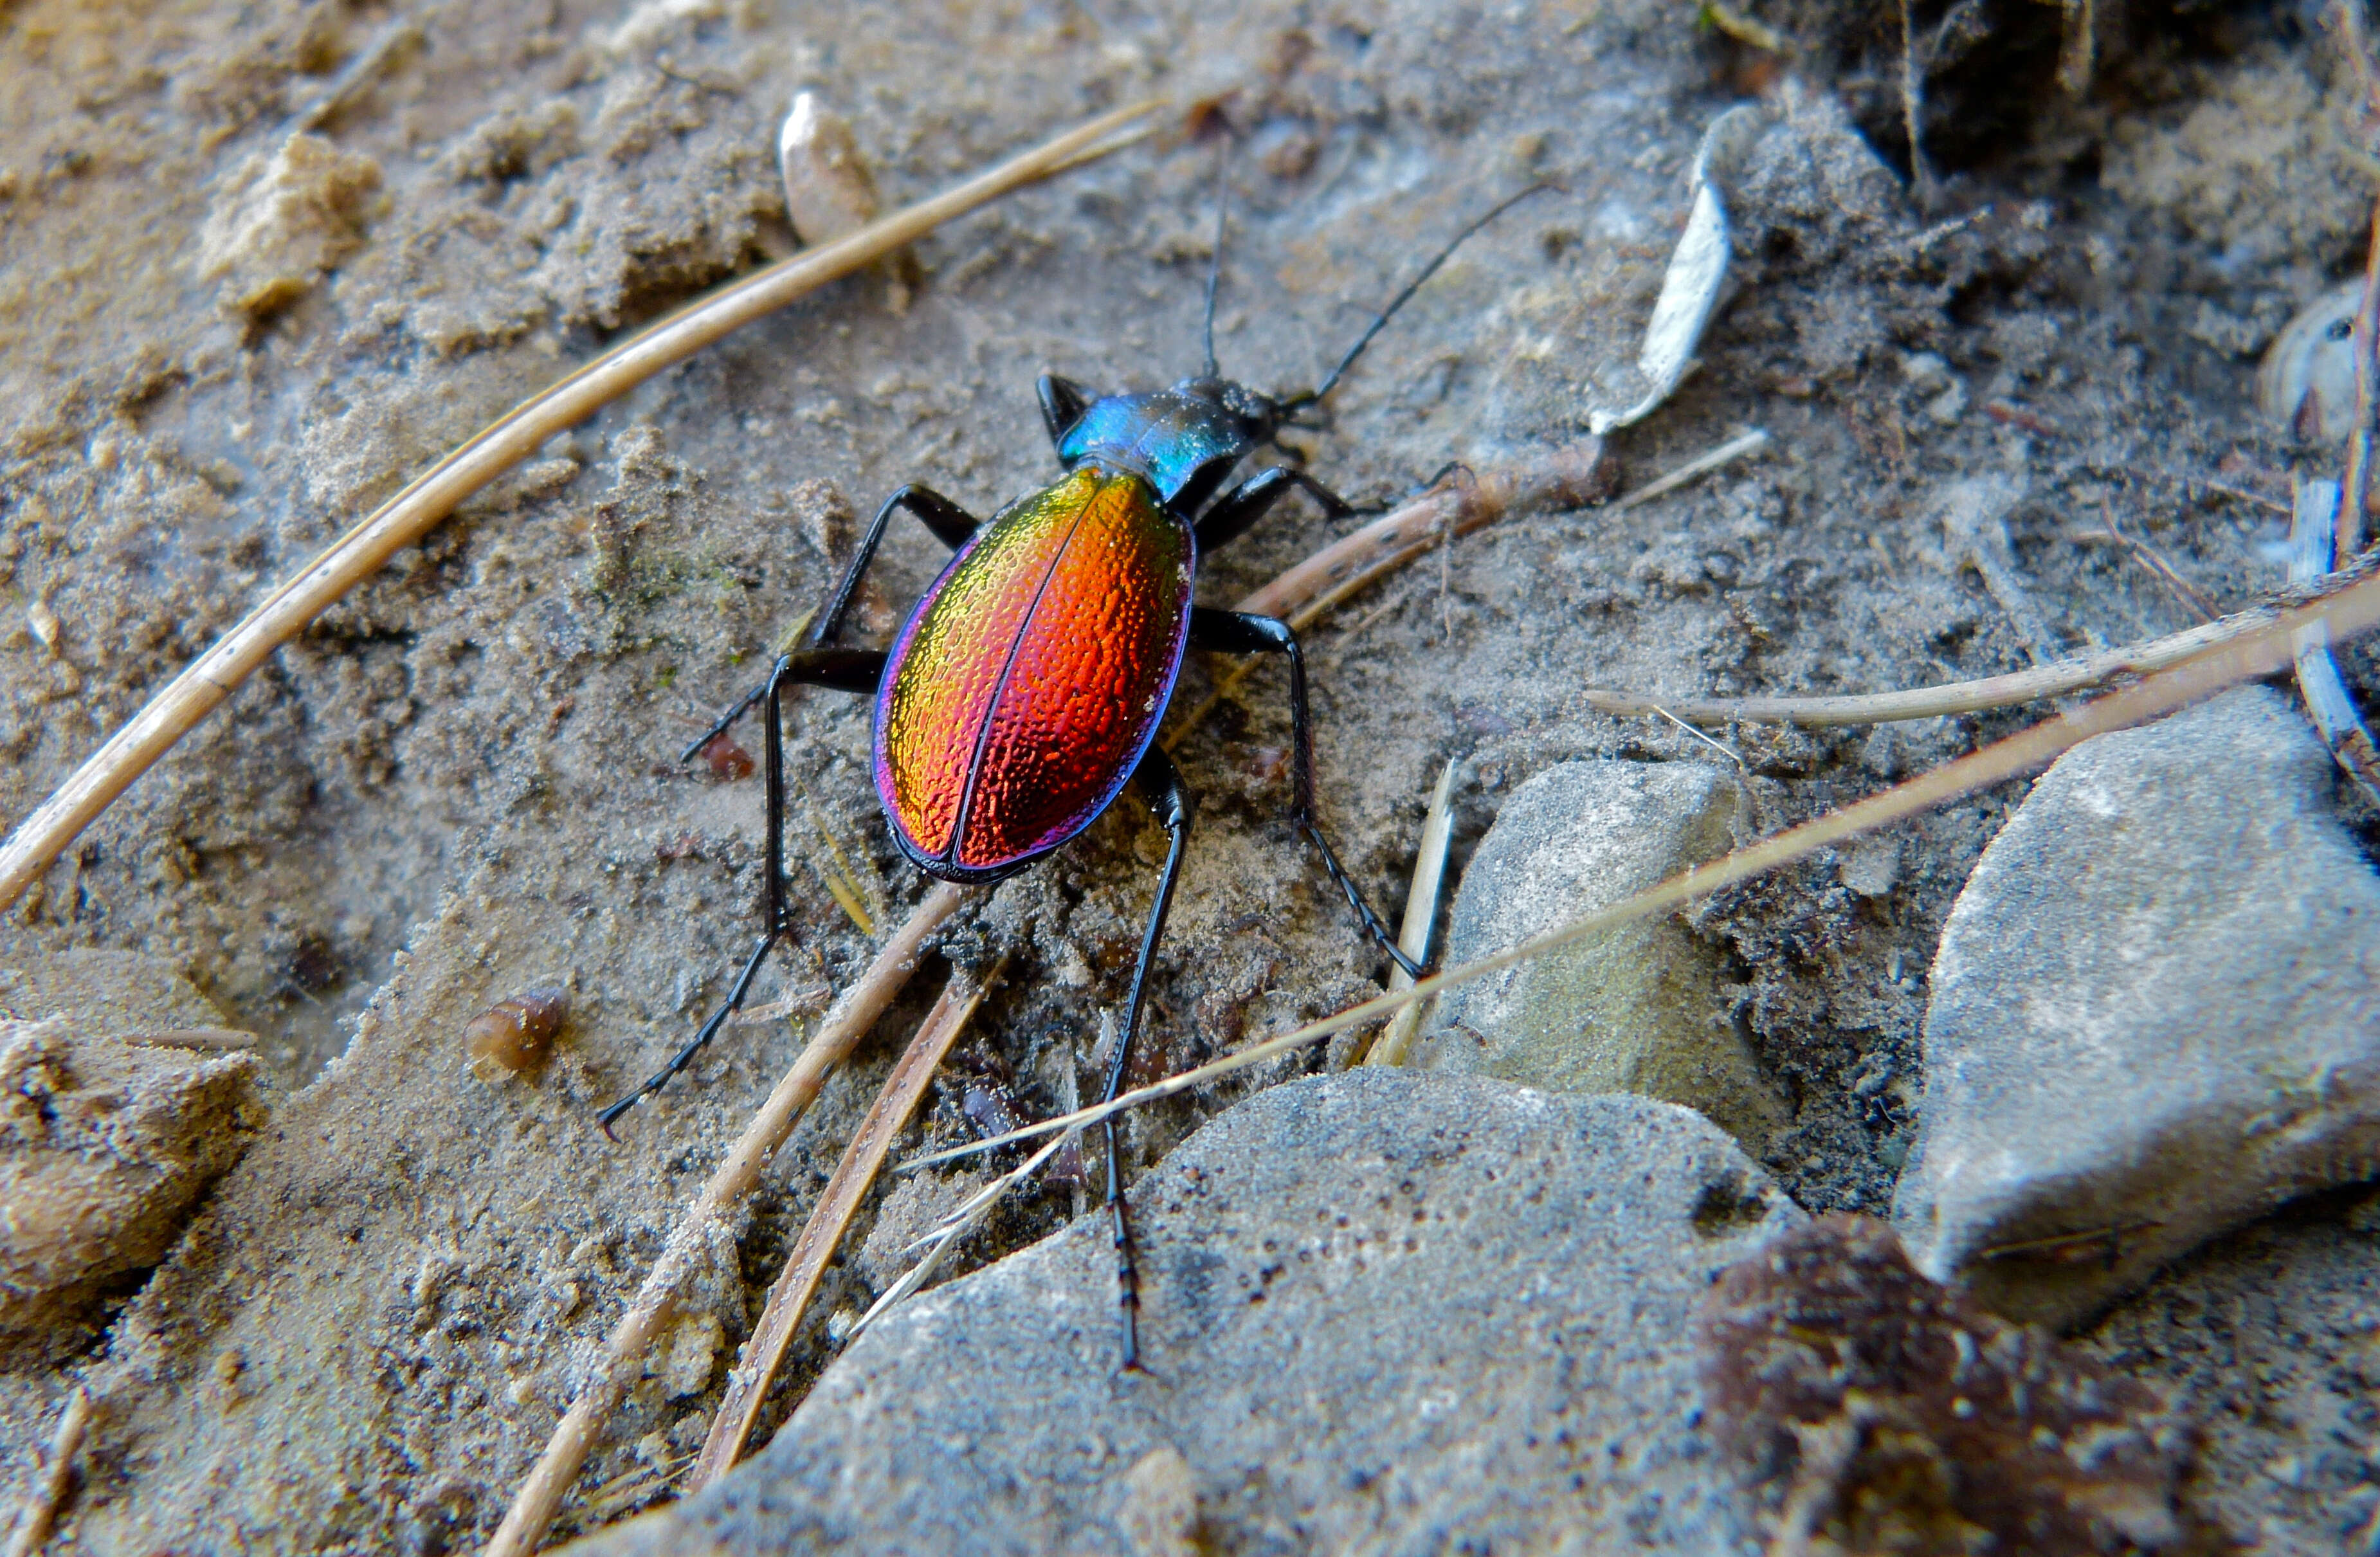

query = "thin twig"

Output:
[[2289, 480, 2380, 803], [849, 1127, 1077, 1342], [911, 563, 2380, 1172], [690, 961, 1001, 1488], [5, 1387, 90, 1557], [2335, 0, 2380, 560], [2089, 494, 2219, 621], [485, 883, 966, 1557], [1361, 758, 1457, 1068], [2343, 193, 2380, 561], [1898, 0, 1939, 213], [0, 100, 1165, 915], [1580, 552, 2380, 727], [1606, 428, 1769, 516]]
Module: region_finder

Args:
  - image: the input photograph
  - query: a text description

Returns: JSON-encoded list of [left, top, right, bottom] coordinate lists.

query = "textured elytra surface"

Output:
[[1, 1, 2377, 1552], [878, 468, 1193, 872]]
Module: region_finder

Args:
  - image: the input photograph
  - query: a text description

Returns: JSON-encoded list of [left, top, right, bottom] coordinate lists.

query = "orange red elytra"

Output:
[[601, 174, 1548, 1369]]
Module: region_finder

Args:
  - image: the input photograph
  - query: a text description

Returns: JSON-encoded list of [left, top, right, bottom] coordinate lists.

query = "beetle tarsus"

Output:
[[1186, 608, 1425, 981]]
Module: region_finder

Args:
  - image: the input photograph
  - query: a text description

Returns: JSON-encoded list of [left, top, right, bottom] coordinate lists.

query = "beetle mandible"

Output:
[[602, 168, 1545, 1370]]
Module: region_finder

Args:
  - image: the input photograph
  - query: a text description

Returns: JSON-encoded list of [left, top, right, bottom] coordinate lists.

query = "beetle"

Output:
[[601, 175, 1545, 1369]]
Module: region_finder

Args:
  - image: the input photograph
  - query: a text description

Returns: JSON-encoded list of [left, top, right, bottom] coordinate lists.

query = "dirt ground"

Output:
[[1, 0, 2375, 1550]]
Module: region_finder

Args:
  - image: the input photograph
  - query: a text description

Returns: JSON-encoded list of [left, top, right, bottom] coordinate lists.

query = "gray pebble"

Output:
[[1409, 760, 1788, 1151], [1893, 687, 2380, 1327], [566, 1071, 1800, 1556]]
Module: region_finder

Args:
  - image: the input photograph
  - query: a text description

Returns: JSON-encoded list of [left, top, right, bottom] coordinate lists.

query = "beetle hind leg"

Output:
[[1186, 606, 1422, 981], [603, 648, 886, 1134], [1101, 743, 1196, 1372]]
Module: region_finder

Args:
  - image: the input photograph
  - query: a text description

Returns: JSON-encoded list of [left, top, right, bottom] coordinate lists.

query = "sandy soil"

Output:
[[1, 0, 2374, 1550]]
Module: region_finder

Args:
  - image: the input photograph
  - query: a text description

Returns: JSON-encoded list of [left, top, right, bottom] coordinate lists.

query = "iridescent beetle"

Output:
[[603, 177, 1544, 1368]]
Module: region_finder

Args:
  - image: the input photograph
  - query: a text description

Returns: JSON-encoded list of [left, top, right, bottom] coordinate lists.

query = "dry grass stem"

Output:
[[2344, 194, 2380, 559], [911, 565, 2380, 1173], [5, 1387, 89, 1557], [1361, 758, 1458, 1068], [724, 988, 831, 1028], [486, 882, 966, 1557], [1606, 428, 1769, 516], [691, 962, 1002, 1489], [0, 100, 1165, 915], [851, 1127, 1078, 1342], [1581, 552, 2380, 727]]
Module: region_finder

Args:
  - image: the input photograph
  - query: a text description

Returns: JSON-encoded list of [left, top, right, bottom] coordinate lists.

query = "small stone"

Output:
[[194, 132, 384, 319], [561, 1073, 1801, 1555], [648, 1309, 722, 1400], [0, 1021, 266, 1337], [1839, 834, 1900, 898], [1410, 760, 1788, 1151], [1893, 687, 2380, 1327], [1699, 1215, 2188, 1554], [1114, 1446, 1201, 1557], [778, 92, 877, 248]]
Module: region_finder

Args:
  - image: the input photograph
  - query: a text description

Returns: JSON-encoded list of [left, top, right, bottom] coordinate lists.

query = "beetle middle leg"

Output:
[[812, 482, 981, 644], [603, 645, 887, 1133], [1102, 742, 1195, 1372], [678, 480, 980, 761], [1187, 606, 1422, 979]]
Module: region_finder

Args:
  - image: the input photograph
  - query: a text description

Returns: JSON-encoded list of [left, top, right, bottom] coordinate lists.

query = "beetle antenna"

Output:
[[1200, 136, 1232, 379], [1280, 182, 1556, 412]]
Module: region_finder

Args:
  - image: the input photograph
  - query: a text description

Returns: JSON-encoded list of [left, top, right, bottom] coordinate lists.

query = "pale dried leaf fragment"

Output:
[[1588, 104, 1764, 435], [2258, 282, 2361, 444], [779, 93, 880, 246]]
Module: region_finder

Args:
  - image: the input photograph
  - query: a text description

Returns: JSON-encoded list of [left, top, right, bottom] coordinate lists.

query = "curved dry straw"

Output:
[[0, 100, 1165, 914]]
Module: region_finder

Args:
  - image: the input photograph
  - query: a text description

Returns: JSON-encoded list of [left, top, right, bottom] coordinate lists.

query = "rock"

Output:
[[565, 1072, 1803, 1556], [0, 1021, 265, 1338], [1408, 760, 1788, 1151], [1892, 687, 2380, 1328], [1700, 1214, 2189, 1554]]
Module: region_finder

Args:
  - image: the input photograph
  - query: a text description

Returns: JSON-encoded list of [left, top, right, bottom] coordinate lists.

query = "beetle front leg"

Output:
[[603, 647, 889, 1134], [1037, 374, 1093, 448], [1193, 466, 1359, 553], [1186, 606, 1422, 980]]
